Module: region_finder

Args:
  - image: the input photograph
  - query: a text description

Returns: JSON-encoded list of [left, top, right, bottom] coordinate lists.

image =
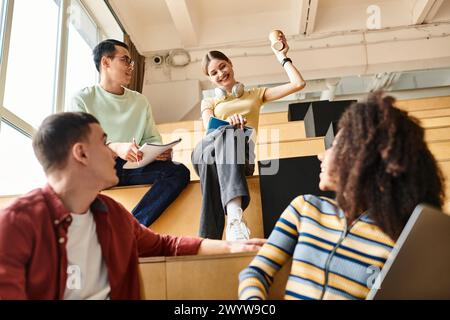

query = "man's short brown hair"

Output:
[[33, 112, 100, 173]]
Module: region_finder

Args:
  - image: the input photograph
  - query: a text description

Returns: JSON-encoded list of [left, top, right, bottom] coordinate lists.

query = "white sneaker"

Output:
[[226, 216, 250, 241]]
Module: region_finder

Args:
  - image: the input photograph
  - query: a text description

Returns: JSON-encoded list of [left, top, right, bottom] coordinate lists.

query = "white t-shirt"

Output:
[[63, 210, 111, 300]]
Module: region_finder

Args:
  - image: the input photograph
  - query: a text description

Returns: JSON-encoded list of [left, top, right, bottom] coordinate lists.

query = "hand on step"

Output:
[[227, 238, 266, 253]]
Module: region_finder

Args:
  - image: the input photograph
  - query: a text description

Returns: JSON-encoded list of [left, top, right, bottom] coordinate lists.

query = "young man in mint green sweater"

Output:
[[68, 39, 190, 227]]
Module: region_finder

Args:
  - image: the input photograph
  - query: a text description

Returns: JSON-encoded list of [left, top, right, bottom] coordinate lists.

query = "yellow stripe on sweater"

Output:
[[285, 280, 322, 300], [292, 198, 344, 231], [259, 243, 292, 266], [290, 261, 325, 285], [350, 221, 395, 246], [327, 272, 370, 299]]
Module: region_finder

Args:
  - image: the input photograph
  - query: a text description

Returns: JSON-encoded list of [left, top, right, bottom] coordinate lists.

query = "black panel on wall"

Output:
[[258, 156, 335, 238], [304, 100, 356, 137], [288, 102, 312, 121]]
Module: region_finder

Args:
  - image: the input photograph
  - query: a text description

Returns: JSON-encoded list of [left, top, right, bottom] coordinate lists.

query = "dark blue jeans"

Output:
[[115, 158, 190, 226]]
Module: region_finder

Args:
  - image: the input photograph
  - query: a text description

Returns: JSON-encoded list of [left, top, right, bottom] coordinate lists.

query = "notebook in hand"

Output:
[[207, 116, 253, 132], [123, 138, 182, 169]]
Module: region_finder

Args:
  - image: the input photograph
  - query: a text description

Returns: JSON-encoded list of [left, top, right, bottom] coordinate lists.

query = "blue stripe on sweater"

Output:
[[267, 230, 298, 254], [302, 195, 342, 216], [273, 225, 298, 240], [239, 266, 271, 290], [299, 232, 388, 263], [255, 254, 282, 270], [346, 232, 394, 250], [266, 241, 296, 256], [278, 217, 297, 231], [289, 275, 361, 300], [293, 257, 368, 287], [298, 215, 343, 234], [285, 290, 315, 300], [294, 242, 375, 285], [239, 286, 266, 298]]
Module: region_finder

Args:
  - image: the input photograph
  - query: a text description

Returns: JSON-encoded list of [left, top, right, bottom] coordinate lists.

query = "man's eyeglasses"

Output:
[[110, 55, 135, 68]]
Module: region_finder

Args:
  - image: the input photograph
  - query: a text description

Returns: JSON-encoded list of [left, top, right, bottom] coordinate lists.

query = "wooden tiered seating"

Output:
[[258, 111, 287, 125], [172, 136, 326, 180], [425, 127, 450, 142], [102, 177, 264, 238], [139, 252, 291, 299], [161, 120, 307, 151], [2, 95, 450, 227], [409, 107, 450, 119], [102, 96, 450, 236], [395, 95, 450, 111]]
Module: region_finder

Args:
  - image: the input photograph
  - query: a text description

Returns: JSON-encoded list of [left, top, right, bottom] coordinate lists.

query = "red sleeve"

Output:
[[99, 195, 204, 258], [0, 207, 33, 299], [131, 216, 203, 257]]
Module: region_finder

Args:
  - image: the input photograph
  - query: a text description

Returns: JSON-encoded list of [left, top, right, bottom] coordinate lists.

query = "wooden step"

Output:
[[171, 137, 326, 180], [257, 98, 450, 127], [256, 138, 325, 160], [440, 160, 450, 178], [161, 120, 307, 146], [173, 137, 447, 168], [164, 124, 450, 154], [161, 115, 450, 146], [157, 120, 203, 133], [172, 137, 325, 161], [257, 121, 306, 143], [101, 176, 264, 238], [156, 96, 450, 133], [161, 120, 307, 150], [420, 116, 450, 129], [101, 159, 450, 237], [396, 95, 450, 112], [162, 130, 205, 151], [409, 107, 450, 119], [424, 126, 450, 143], [259, 111, 288, 125], [139, 253, 291, 299], [428, 141, 450, 161]]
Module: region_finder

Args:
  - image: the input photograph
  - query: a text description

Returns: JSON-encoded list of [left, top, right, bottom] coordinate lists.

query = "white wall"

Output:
[[142, 22, 450, 123], [142, 78, 201, 124]]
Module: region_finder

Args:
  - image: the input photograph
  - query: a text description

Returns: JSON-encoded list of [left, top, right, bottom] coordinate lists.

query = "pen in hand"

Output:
[[132, 137, 140, 165]]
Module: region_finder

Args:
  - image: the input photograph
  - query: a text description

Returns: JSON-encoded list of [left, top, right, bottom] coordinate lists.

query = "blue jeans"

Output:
[[115, 158, 190, 226]]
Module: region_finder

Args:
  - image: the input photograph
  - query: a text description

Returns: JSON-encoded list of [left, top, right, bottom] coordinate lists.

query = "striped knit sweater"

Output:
[[239, 195, 395, 300]]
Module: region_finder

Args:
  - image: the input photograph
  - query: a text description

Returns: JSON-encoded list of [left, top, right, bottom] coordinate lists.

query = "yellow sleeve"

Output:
[[253, 87, 267, 104], [200, 98, 215, 114]]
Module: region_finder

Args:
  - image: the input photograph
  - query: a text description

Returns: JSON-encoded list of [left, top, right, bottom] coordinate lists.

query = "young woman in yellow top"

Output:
[[192, 32, 306, 240]]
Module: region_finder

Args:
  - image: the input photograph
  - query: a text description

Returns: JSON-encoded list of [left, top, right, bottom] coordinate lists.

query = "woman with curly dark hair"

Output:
[[239, 91, 445, 300]]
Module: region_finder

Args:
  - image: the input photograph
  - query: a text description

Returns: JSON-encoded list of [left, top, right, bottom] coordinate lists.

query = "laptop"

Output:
[[367, 204, 450, 300]]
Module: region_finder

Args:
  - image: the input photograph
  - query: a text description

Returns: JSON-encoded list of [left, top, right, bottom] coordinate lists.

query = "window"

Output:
[[0, 121, 46, 195], [0, 0, 5, 60], [0, 0, 123, 197], [64, 0, 98, 109], [3, 0, 59, 129]]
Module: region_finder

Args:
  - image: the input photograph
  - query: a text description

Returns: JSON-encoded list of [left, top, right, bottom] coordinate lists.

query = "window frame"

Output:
[[0, 0, 112, 127], [0, 0, 121, 196]]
